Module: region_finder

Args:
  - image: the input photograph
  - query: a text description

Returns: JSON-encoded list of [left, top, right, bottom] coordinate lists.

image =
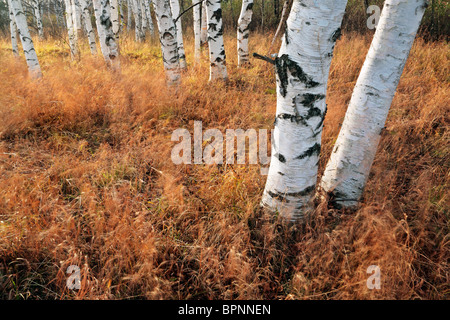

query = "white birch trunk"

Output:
[[33, 0, 44, 39], [320, 0, 428, 208], [143, 0, 154, 35], [93, 0, 120, 69], [7, 0, 19, 57], [126, 0, 131, 31], [110, 0, 120, 39], [237, 0, 253, 66], [9, 0, 42, 78], [64, 0, 79, 59], [260, 0, 348, 221], [169, 0, 186, 69], [200, 1, 207, 45], [205, 0, 227, 81], [73, 0, 82, 32], [140, 0, 147, 34], [130, 0, 144, 41], [153, 0, 180, 85], [79, 0, 97, 55], [192, 0, 201, 62]]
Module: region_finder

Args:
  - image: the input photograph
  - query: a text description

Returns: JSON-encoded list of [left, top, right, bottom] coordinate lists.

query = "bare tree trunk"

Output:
[[206, 0, 227, 81], [9, 0, 42, 78], [320, 0, 428, 208], [7, 0, 19, 57], [130, 0, 144, 41], [33, 0, 44, 38], [200, 0, 207, 45], [153, 0, 180, 85], [111, 0, 120, 39], [237, 0, 253, 66], [169, 0, 186, 69], [143, 0, 154, 35], [192, 0, 201, 62], [79, 0, 97, 55], [64, 0, 79, 59], [93, 0, 120, 69], [261, 0, 348, 221]]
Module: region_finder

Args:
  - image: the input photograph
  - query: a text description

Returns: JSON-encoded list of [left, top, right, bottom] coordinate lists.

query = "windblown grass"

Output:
[[0, 31, 448, 299]]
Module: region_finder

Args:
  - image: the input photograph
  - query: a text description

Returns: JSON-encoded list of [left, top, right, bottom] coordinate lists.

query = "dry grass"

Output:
[[0, 31, 448, 300]]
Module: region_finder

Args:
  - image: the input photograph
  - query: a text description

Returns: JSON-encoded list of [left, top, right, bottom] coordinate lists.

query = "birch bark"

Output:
[[200, 1, 207, 45], [237, 0, 253, 66], [64, 0, 79, 59], [320, 0, 428, 208], [169, 0, 186, 69], [205, 0, 227, 81], [33, 0, 44, 38], [143, 0, 154, 35], [7, 0, 19, 57], [261, 0, 348, 221], [192, 0, 201, 62], [9, 0, 42, 78], [130, 0, 144, 41], [110, 0, 120, 39], [153, 0, 180, 85], [93, 0, 120, 69], [79, 0, 98, 54]]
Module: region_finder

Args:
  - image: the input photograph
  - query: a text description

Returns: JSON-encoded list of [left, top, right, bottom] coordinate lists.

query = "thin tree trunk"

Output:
[[64, 0, 79, 59], [93, 0, 120, 70], [192, 0, 201, 62], [111, 0, 120, 39], [140, 0, 147, 34], [126, 0, 131, 31], [130, 0, 144, 41], [261, 0, 348, 221], [7, 0, 19, 57], [143, 0, 154, 35], [267, 0, 291, 55], [205, 0, 227, 81], [9, 0, 42, 78], [200, 1, 207, 45], [169, 0, 186, 69], [73, 0, 82, 32], [320, 0, 428, 208], [79, 0, 97, 55], [237, 0, 253, 66], [33, 0, 44, 38], [153, 0, 180, 85]]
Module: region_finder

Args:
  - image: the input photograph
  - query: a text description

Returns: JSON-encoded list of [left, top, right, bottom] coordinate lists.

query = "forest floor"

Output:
[[0, 32, 448, 299]]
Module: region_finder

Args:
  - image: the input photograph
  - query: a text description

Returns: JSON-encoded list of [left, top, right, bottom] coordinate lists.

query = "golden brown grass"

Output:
[[0, 32, 448, 299]]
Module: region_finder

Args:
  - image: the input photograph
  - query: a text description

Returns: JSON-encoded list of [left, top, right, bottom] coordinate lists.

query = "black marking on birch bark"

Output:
[[246, 3, 254, 11], [330, 28, 341, 43], [275, 113, 307, 126], [275, 54, 320, 97], [295, 143, 321, 160], [274, 153, 286, 163], [267, 185, 315, 203], [284, 25, 289, 45]]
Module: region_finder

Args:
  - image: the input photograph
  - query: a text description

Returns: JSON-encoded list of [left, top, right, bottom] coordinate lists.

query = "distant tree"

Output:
[[79, 0, 97, 55], [237, 0, 253, 66], [8, 0, 42, 78], [170, 0, 186, 69], [320, 0, 428, 208], [205, 0, 227, 81], [192, 0, 201, 62]]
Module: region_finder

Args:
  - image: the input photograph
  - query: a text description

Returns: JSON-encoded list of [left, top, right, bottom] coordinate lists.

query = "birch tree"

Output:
[[205, 0, 227, 81], [8, 0, 42, 78], [320, 0, 428, 208], [130, 0, 144, 41], [32, 0, 44, 38], [200, 1, 207, 45], [260, 0, 348, 221], [93, 0, 120, 69], [237, 0, 253, 66], [73, 0, 82, 33], [8, 0, 19, 57], [153, 0, 180, 85], [192, 0, 201, 62], [79, 0, 98, 55], [64, 0, 79, 59], [111, 0, 120, 39], [142, 0, 154, 35], [169, 0, 186, 69]]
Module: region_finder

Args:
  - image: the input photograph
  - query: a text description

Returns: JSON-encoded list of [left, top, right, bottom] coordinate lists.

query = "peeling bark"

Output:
[[261, 0, 348, 221], [320, 0, 428, 208]]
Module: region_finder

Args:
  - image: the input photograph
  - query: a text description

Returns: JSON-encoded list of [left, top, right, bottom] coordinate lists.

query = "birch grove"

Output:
[[9, 0, 43, 78], [261, 0, 348, 221], [320, 0, 428, 208]]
